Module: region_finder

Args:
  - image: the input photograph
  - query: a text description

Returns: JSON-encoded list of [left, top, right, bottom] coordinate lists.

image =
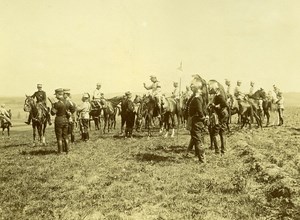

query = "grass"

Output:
[[0, 106, 300, 219]]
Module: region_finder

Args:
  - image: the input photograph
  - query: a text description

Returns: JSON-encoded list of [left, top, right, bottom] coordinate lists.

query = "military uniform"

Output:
[[0, 104, 12, 126], [144, 76, 162, 115], [77, 94, 91, 141], [51, 89, 75, 154], [187, 94, 206, 163], [64, 89, 76, 143], [124, 92, 135, 138], [276, 93, 284, 126]]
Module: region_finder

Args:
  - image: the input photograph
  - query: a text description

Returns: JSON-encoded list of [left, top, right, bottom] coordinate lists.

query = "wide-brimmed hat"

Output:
[[54, 88, 64, 95]]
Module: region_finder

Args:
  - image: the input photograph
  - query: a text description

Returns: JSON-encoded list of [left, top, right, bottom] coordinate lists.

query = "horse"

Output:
[[24, 96, 47, 146], [207, 79, 230, 131], [160, 96, 178, 138], [133, 94, 157, 138], [89, 101, 102, 130], [100, 96, 123, 134], [249, 89, 277, 126], [0, 110, 12, 138]]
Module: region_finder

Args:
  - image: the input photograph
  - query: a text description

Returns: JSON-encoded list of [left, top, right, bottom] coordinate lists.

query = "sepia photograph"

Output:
[[0, 0, 299, 219]]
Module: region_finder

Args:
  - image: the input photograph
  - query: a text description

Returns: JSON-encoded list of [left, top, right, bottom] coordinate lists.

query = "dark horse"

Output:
[[0, 109, 12, 138], [249, 89, 275, 126], [100, 96, 123, 134], [89, 101, 102, 130], [24, 96, 47, 146], [133, 95, 157, 138], [207, 80, 230, 154]]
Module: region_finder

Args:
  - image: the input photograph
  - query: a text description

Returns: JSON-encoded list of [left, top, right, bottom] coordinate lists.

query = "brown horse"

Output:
[[100, 96, 123, 134], [24, 96, 47, 146], [133, 95, 157, 138]]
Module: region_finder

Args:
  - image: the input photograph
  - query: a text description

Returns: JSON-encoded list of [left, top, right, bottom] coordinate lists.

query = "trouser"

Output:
[[278, 108, 284, 125], [55, 118, 69, 154], [80, 119, 89, 141], [125, 112, 136, 137], [190, 116, 205, 162]]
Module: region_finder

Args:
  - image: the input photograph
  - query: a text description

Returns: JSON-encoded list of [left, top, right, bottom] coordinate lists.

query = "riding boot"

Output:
[[64, 139, 69, 153], [86, 133, 89, 141], [81, 133, 85, 141], [57, 140, 63, 154], [220, 133, 226, 154], [213, 136, 219, 154], [71, 134, 75, 143], [195, 141, 206, 163], [186, 138, 194, 156]]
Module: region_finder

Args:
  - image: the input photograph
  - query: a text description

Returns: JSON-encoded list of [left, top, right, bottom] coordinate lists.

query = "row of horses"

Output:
[[21, 77, 278, 145]]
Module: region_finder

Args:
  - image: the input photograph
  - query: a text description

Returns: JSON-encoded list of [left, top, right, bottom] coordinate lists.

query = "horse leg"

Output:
[[33, 127, 36, 146], [220, 131, 226, 154], [170, 114, 176, 138]]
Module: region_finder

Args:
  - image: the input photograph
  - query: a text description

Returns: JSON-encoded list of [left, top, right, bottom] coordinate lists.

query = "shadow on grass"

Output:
[[135, 152, 175, 163], [155, 145, 187, 154], [21, 149, 57, 156], [3, 142, 28, 148]]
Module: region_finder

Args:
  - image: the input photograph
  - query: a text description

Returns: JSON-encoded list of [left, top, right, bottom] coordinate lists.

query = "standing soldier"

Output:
[[25, 84, 52, 125], [77, 93, 91, 142], [276, 92, 284, 126], [124, 91, 135, 138], [186, 77, 208, 163], [51, 88, 75, 154], [143, 75, 162, 116], [63, 89, 76, 143]]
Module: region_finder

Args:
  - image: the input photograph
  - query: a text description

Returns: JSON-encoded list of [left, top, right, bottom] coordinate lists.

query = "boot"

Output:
[[64, 139, 69, 154], [220, 133, 226, 155], [186, 139, 194, 156], [86, 133, 89, 141], [71, 134, 75, 143], [213, 136, 219, 154], [195, 141, 206, 163], [57, 140, 63, 154]]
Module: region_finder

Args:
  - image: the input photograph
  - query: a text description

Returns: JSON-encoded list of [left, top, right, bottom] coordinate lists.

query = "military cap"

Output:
[[54, 88, 64, 95], [237, 80, 241, 83], [150, 75, 157, 79], [37, 84, 42, 88], [82, 93, 89, 98], [96, 83, 101, 86], [225, 79, 230, 83], [63, 88, 71, 94], [125, 91, 132, 96]]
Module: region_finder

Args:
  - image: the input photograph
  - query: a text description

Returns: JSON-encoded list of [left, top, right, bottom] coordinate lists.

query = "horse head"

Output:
[[24, 95, 35, 112], [133, 95, 142, 104]]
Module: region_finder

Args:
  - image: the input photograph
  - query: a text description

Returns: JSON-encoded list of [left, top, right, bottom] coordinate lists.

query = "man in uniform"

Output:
[[186, 77, 208, 163], [249, 81, 255, 96], [234, 80, 244, 101], [25, 84, 52, 125], [63, 89, 76, 143], [171, 82, 180, 100], [225, 79, 234, 108], [273, 85, 281, 97], [51, 88, 75, 154], [124, 91, 135, 138], [143, 75, 162, 116], [77, 93, 91, 142]]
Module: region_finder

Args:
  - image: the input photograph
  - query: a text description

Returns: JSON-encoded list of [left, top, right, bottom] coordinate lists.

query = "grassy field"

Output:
[[0, 96, 300, 219]]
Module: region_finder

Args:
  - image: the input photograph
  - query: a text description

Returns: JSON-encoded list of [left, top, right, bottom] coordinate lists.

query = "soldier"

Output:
[[143, 75, 162, 116], [208, 86, 229, 155], [249, 81, 255, 96], [124, 91, 135, 138], [51, 88, 75, 154], [276, 92, 284, 126], [184, 85, 193, 98], [186, 77, 208, 163], [234, 80, 244, 101], [0, 104, 12, 126], [273, 85, 281, 97], [63, 89, 76, 143], [171, 82, 180, 100], [77, 93, 91, 141], [225, 79, 234, 107], [92, 83, 103, 108], [25, 84, 52, 125]]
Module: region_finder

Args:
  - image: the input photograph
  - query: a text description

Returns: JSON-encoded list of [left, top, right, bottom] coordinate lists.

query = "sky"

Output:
[[0, 0, 299, 97]]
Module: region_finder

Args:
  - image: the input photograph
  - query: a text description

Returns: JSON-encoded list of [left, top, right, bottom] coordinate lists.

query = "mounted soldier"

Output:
[[25, 84, 52, 125], [92, 83, 103, 108], [143, 75, 162, 117]]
